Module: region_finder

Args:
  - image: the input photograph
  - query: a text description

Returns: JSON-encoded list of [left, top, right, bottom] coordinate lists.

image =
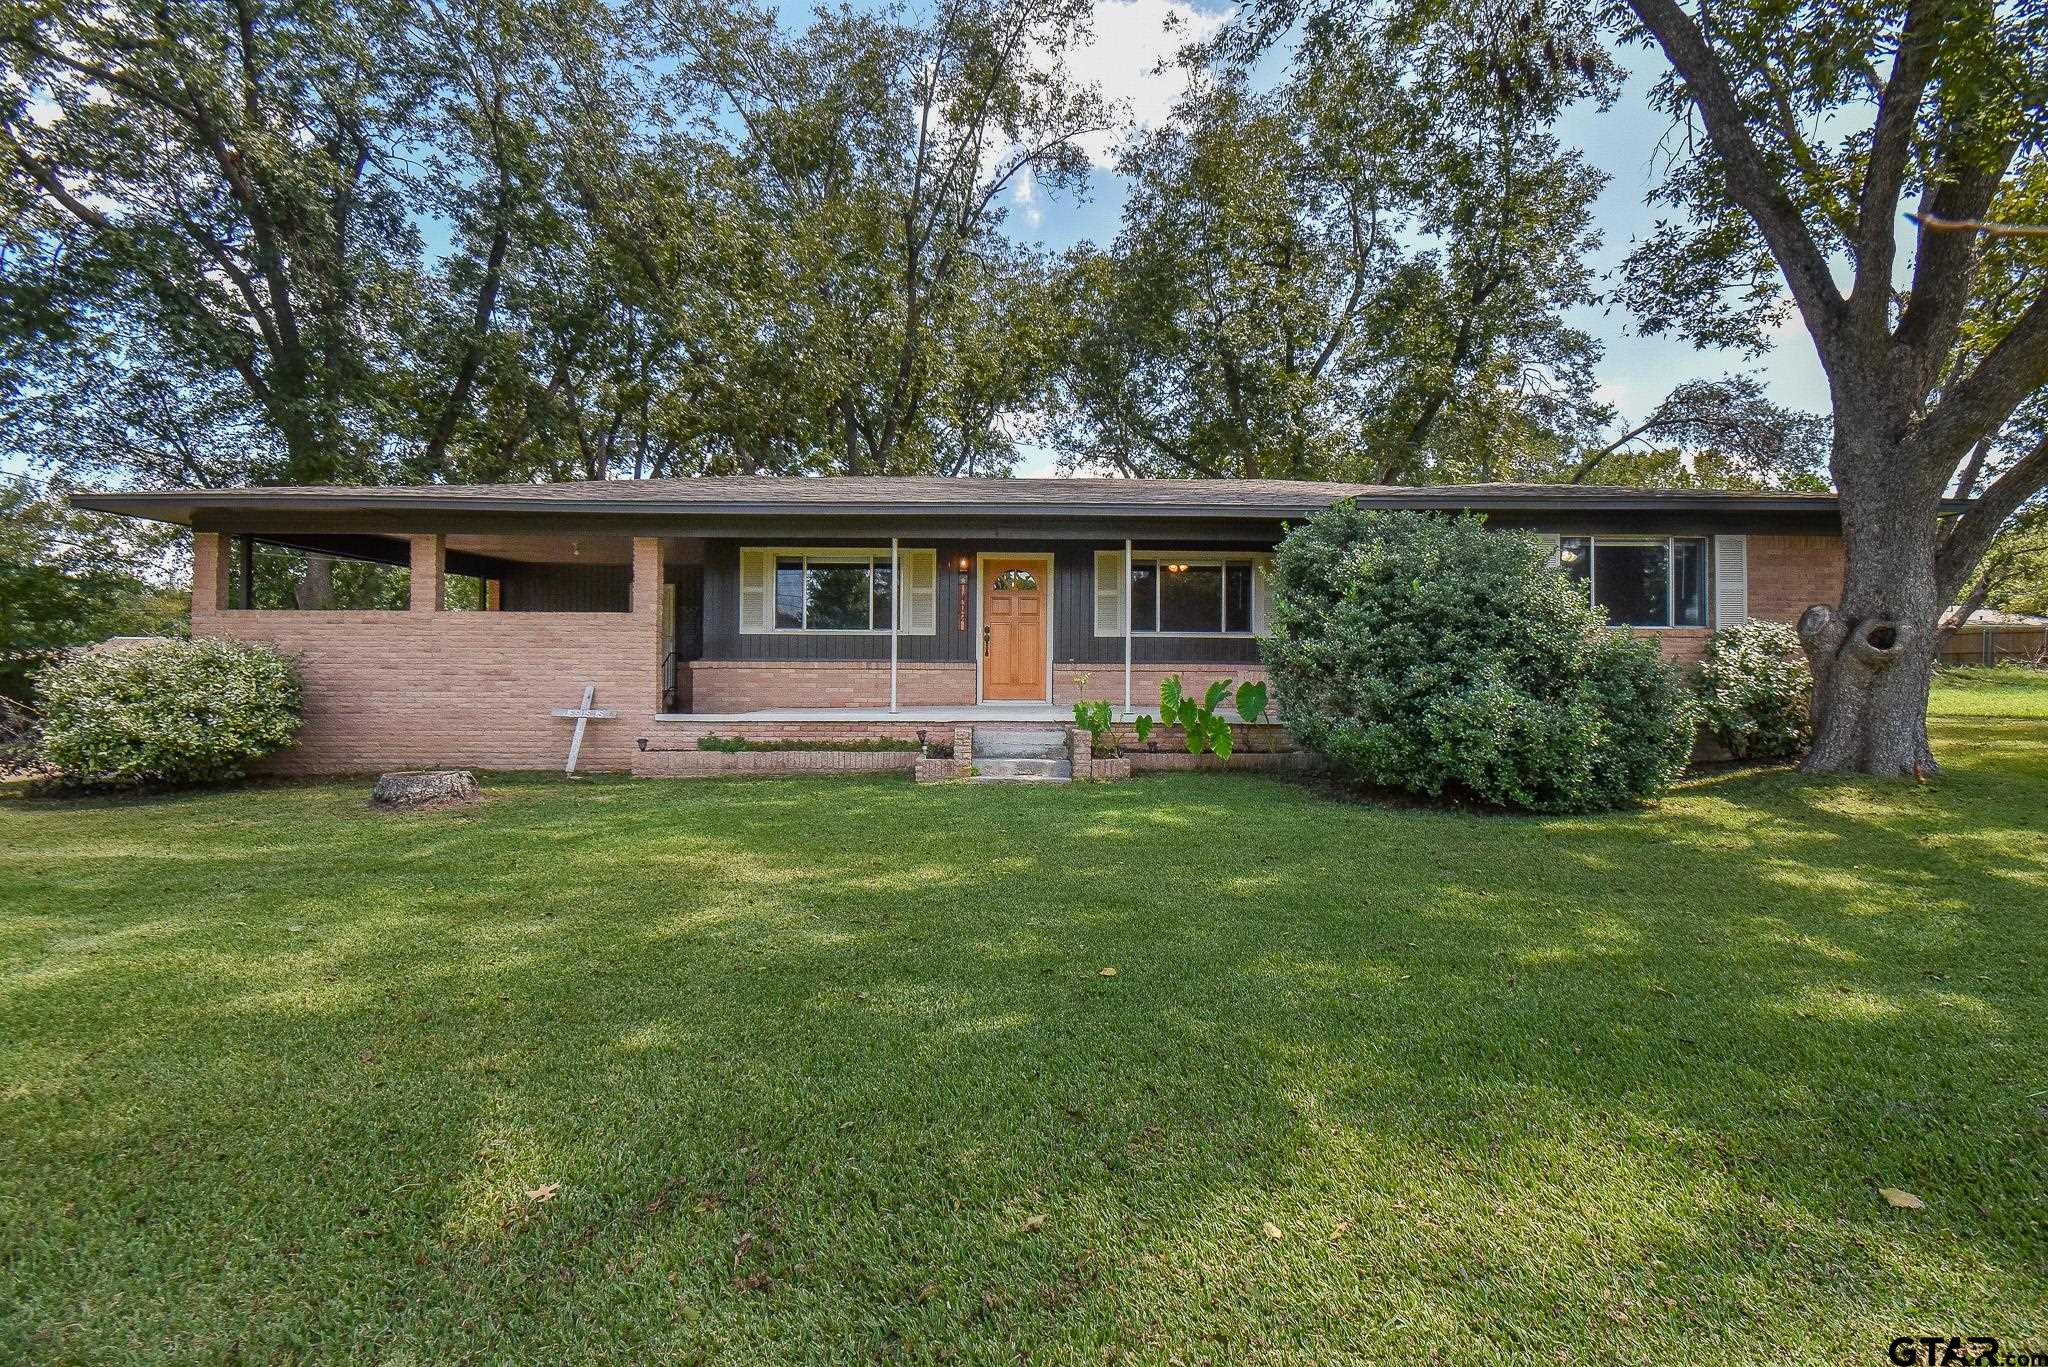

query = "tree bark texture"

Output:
[[1799, 424, 1945, 776]]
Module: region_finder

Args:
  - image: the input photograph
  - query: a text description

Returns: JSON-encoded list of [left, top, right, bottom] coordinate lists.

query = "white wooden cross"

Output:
[[550, 684, 617, 776]]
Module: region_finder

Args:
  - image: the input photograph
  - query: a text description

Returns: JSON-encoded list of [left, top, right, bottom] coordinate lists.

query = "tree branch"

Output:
[[1848, 0, 1947, 331], [1907, 281, 2048, 467], [1936, 430, 2048, 600], [1624, 0, 1846, 353]]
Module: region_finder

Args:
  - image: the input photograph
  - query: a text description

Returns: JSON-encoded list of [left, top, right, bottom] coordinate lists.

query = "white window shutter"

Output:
[[904, 549, 937, 635], [1251, 554, 1275, 635], [1536, 533, 1562, 566], [1095, 550, 1124, 637], [738, 549, 772, 633], [1714, 535, 1749, 626]]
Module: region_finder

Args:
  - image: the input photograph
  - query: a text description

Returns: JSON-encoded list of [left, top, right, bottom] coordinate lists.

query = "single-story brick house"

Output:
[[73, 477, 1846, 775]]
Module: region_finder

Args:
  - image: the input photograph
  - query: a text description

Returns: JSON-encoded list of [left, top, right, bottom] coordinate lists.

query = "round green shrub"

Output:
[[1693, 620, 1812, 761], [36, 638, 303, 787], [1263, 506, 1697, 812]]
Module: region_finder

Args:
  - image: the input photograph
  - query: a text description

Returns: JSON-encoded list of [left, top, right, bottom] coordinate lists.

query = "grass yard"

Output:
[[3, 683, 2046, 1362], [1931, 665, 2048, 719]]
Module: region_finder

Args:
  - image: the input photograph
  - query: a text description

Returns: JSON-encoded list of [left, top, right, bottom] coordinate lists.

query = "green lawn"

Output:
[[3, 695, 2046, 1360], [1932, 665, 2048, 719]]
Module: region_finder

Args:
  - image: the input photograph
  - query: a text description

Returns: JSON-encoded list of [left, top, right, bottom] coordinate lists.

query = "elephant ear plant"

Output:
[[1130, 675, 1270, 759], [1071, 699, 1115, 756]]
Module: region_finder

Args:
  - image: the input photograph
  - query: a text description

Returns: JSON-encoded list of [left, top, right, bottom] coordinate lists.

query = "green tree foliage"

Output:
[[1054, 26, 1614, 483], [1606, 0, 2048, 773], [1565, 376, 1830, 489], [0, 478, 185, 702], [1263, 506, 1696, 811], [534, 0, 1107, 477], [1228, 0, 2047, 774], [0, 0, 573, 487], [3, 0, 1100, 487], [1053, 13, 1828, 490]]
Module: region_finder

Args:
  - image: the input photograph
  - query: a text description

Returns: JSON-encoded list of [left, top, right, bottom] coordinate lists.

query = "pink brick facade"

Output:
[[1747, 533, 1847, 627], [1053, 663, 1270, 707], [191, 533, 663, 774], [687, 660, 975, 712]]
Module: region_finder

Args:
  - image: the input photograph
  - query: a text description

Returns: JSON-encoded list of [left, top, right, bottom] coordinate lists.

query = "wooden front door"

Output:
[[982, 558, 1048, 701]]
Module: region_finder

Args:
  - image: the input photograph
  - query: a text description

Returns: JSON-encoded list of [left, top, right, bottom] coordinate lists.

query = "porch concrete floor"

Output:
[[653, 705, 1140, 723]]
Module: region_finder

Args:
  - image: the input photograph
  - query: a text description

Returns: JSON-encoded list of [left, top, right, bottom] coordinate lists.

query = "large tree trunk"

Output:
[[294, 553, 337, 610], [1797, 427, 1944, 776]]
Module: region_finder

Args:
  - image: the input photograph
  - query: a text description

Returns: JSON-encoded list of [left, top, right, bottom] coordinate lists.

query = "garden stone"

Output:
[[370, 770, 479, 809]]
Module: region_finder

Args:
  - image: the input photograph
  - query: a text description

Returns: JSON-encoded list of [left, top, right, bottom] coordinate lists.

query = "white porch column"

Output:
[[1123, 537, 1133, 718], [889, 536, 900, 714]]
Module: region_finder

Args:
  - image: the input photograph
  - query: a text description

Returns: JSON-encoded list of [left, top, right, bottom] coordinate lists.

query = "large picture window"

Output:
[[1128, 559, 1255, 634], [1558, 537, 1708, 628], [773, 555, 893, 631]]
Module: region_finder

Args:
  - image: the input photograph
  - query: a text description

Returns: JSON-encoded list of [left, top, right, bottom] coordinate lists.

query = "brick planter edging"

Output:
[[633, 749, 919, 778]]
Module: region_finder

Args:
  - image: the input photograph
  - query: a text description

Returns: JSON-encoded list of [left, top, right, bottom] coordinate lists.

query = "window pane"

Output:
[[1224, 563, 1252, 633], [1159, 563, 1223, 632], [775, 557, 804, 629], [1130, 562, 1157, 632], [993, 570, 1037, 590], [1674, 539, 1707, 626], [872, 561, 893, 630], [805, 561, 871, 630], [1593, 542, 1670, 627]]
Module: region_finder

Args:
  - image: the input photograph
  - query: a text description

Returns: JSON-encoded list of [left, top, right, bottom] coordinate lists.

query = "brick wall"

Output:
[[634, 749, 919, 778], [192, 533, 663, 774], [645, 721, 935, 746], [1054, 663, 1271, 708], [1746, 533, 1846, 626], [686, 660, 976, 711], [1637, 628, 1713, 666]]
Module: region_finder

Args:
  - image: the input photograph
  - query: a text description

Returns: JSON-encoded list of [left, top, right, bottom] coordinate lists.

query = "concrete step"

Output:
[[973, 757, 1072, 781], [973, 728, 1069, 760]]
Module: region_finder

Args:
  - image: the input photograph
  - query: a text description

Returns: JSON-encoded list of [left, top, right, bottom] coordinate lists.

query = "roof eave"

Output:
[[71, 489, 1870, 523]]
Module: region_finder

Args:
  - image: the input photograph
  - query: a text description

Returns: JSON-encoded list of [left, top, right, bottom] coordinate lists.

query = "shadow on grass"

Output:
[[1, 728, 2044, 1358]]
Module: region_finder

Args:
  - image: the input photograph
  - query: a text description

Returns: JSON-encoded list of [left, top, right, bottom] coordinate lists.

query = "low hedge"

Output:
[[36, 639, 303, 788]]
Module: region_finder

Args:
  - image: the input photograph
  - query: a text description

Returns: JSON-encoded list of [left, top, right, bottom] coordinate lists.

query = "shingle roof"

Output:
[[71, 475, 1853, 523]]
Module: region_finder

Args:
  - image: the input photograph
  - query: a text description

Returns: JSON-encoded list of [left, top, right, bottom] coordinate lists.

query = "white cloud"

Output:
[[1012, 163, 1044, 229], [1060, 0, 1234, 167]]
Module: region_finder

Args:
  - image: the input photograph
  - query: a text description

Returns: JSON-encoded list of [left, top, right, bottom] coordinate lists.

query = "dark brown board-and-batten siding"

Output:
[[696, 539, 1269, 665], [1052, 544, 1267, 665], [498, 561, 631, 612], [700, 539, 979, 662]]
